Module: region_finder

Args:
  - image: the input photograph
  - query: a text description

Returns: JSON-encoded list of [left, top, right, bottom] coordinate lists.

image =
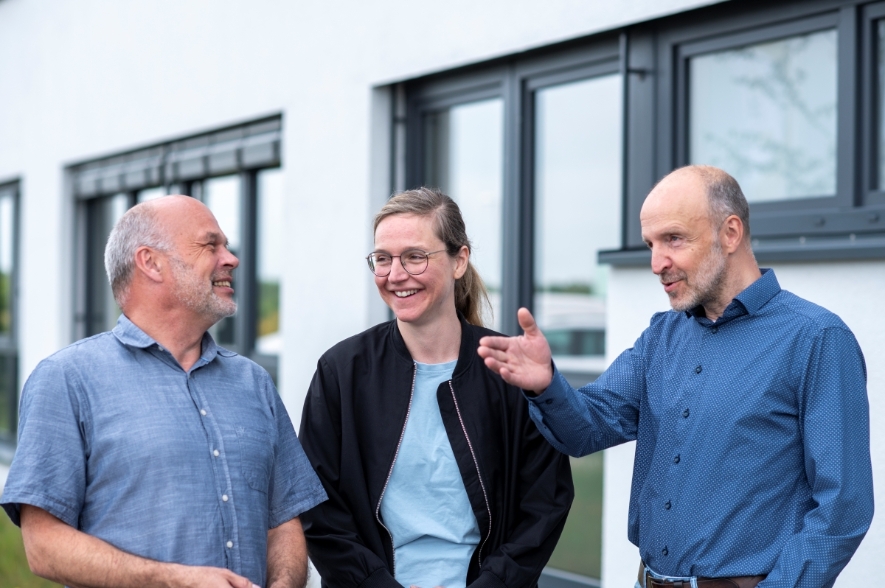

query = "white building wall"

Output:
[[0, 0, 724, 421], [2, 1, 881, 587], [604, 261, 885, 587]]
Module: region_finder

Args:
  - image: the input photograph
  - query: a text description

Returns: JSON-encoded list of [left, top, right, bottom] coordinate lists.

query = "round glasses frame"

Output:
[[366, 249, 447, 277]]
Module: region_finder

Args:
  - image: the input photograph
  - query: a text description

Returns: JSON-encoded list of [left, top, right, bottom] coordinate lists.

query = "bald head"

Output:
[[104, 195, 209, 308], [646, 165, 750, 237]]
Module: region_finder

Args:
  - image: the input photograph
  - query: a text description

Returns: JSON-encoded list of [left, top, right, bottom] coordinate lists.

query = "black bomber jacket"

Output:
[[299, 315, 574, 588]]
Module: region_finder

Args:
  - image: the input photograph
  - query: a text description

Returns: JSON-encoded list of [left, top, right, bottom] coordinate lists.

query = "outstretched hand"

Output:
[[477, 307, 553, 394]]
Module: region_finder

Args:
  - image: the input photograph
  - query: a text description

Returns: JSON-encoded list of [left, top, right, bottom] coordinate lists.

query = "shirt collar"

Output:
[[686, 268, 781, 324], [112, 314, 219, 365]]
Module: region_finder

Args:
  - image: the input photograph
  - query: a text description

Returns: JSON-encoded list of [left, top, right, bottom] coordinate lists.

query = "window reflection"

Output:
[[256, 169, 283, 355], [0, 189, 14, 441], [533, 74, 621, 581], [86, 193, 128, 336], [690, 29, 837, 202], [424, 99, 503, 329], [0, 194, 14, 336], [533, 75, 621, 375], [878, 21, 885, 189], [202, 175, 241, 346]]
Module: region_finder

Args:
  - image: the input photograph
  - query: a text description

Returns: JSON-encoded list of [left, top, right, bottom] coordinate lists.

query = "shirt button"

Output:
[[200, 409, 207, 416], [213, 449, 220, 457], [673, 454, 680, 464], [222, 494, 229, 502], [683, 408, 690, 418], [711, 326, 718, 334], [545, 399, 553, 405], [662, 547, 669, 556], [664, 500, 671, 510], [695, 365, 702, 374], [226, 541, 233, 549]]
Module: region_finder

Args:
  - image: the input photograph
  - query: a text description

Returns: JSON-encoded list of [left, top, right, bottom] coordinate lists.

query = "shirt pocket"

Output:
[[235, 426, 274, 494]]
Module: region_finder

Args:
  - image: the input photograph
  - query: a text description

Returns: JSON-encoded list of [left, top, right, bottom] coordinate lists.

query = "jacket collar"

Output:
[[389, 311, 477, 377]]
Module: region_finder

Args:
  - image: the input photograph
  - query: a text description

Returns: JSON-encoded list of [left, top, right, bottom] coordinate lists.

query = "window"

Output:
[[404, 40, 621, 584], [689, 29, 838, 202], [0, 181, 18, 445], [70, 117, 284, 381]]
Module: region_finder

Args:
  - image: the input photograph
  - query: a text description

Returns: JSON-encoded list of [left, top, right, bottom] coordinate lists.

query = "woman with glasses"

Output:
[[299, 187, 573, 588]]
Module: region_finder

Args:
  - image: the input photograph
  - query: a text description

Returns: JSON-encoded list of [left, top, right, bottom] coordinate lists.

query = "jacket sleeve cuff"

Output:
[[356, 567, 402, 588]]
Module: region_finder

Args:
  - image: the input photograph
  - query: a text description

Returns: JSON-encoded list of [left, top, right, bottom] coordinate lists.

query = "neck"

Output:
[[703, 256, 762, 322], [124, 305, 212, 371], [398, 312, 462, 364]]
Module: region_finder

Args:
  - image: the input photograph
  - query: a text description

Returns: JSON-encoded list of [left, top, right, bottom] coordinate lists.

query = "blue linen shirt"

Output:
[[380, 360, 481, 588], [1, 315, 327, 587], [528, 269, 873, 587]]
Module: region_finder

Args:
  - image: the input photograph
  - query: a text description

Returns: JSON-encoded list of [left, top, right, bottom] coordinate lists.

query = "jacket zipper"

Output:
[[448, 380, 492, 569], [374, 363, 417, 578]]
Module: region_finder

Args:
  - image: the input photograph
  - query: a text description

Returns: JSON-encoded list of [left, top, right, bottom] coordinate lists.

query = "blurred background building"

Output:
[[0, 0, 882, 586]]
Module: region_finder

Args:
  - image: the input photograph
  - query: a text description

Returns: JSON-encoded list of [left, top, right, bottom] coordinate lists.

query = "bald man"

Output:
[[478, 166, 873, 587], [2, 196, 326, 588]]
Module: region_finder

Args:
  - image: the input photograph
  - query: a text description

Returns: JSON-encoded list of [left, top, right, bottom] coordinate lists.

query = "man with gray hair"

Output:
[[2, 195, 326, 588], [478, 166, 873, 587]]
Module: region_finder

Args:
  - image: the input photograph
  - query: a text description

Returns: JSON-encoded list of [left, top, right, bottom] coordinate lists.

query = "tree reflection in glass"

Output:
[[690, 29, 837, 201]]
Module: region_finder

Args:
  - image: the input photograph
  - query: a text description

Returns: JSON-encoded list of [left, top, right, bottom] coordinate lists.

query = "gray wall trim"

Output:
[[599, 233, 885, 266]]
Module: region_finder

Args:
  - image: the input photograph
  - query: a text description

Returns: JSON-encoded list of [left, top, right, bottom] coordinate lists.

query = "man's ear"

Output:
[[134, 246, 165, 283], [720, 215, 745, 255]]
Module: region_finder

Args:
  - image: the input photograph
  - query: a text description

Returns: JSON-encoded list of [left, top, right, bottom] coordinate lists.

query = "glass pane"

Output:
[[878, 21, 885, 189], [690, 29, 837, 202], [256, 169, 283, 355], [87, 193, 128, 336], [424, 99, 503, 329], [0, 352, 15, 441], [0, 193, 15, 336], [202, 176, 241, 346], [137, 186, 170, 203], [533, 74, 621, 580]]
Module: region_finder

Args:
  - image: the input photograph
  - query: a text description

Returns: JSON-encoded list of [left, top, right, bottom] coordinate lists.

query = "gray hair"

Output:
[[690, 165, 751, 236], [104, 201, 173, 307]]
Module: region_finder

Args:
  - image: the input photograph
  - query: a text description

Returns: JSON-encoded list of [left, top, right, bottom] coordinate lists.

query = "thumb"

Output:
[[517, 307, 539, 336]]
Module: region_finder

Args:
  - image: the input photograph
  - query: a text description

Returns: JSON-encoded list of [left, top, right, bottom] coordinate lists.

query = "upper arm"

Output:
[[1, 361, 87, 527]]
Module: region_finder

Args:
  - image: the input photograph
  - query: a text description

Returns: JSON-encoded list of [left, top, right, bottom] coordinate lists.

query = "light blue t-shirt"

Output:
[[380, 360, 481, 588]]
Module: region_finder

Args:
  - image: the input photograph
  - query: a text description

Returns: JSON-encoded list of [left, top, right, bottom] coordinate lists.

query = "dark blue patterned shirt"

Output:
[[2, 315, 327, 587], [528, 269, 873, 587]]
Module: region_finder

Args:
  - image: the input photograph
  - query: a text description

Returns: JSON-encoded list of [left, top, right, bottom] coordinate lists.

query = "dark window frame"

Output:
[[606, 0, 885, 264], [404, 38, 621, 337], [69, 116, 282, 381], [0, 180, 19, 448]]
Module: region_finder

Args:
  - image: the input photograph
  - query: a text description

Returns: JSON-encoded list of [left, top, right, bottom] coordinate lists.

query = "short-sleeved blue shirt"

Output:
[[1, 315, 327, 587]]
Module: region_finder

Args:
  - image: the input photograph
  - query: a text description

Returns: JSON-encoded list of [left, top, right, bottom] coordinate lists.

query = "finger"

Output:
[[517, 307, 539, 336], [478, 335, 511, 351], [482, 356, 506, 375], [477, 346, 510, 363]]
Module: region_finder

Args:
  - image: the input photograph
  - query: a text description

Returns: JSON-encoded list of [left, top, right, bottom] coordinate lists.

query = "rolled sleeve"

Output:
[[267, 381, 327, 528], [2, 360, 87, 528]]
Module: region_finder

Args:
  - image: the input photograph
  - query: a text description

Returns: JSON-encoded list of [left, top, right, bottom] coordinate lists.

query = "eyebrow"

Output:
[[200, 232, 229, 248]]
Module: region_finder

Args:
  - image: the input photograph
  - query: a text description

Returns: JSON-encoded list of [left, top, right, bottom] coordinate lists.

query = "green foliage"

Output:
[[546, 452, 604, 579], [258, 281, 280, 338], [536, 282, 595, 295], [0, 513, 60, 587]]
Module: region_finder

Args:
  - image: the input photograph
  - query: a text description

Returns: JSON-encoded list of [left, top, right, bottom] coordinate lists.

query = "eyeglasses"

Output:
[[366, 249, 447, 277]]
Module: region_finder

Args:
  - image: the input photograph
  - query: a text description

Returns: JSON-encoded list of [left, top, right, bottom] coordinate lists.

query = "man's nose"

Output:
[[650, 248, 669, 275], [222, 245, 239, 269]]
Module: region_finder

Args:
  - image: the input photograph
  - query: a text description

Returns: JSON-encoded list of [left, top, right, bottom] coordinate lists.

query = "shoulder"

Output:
[[319, 320, 397, 366], [772, 290, 852, 332], [30, 331, 122, 377]]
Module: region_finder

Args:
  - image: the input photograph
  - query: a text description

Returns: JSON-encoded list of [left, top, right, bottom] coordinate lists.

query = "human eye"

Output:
[[404, 250, 428, 264], [373, 253, 392, 266]]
